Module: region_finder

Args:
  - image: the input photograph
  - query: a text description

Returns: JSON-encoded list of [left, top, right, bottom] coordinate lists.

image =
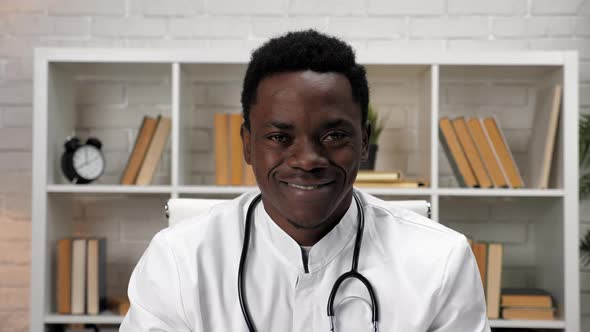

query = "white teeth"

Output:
[[288, 183, 319, 190]]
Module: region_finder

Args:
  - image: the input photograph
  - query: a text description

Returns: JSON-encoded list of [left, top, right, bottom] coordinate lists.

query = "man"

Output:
[[121, 30, 490, 331]]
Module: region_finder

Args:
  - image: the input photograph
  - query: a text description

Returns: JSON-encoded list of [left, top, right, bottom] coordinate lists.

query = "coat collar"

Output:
[[253, 194, 358, 274]]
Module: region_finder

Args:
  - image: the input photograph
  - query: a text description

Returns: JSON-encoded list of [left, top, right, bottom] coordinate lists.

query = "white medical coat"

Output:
[[120, 190, 490, 331]]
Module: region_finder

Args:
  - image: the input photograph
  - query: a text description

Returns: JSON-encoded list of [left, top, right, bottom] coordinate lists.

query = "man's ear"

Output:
[[241, 124, 252, 165], [361, 122, 371, 162]]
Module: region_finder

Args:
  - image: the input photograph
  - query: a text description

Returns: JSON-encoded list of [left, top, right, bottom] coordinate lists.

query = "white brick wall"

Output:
[[0, 0, 589, 330]]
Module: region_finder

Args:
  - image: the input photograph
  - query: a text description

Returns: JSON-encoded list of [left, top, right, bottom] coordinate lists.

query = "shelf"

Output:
[[489, 319, 566, 329], [31, 50, 579, 332], [437, 188, 565, 197], [42, 315, 565, 328], [178, 185, 257, 195], [44, 185, 565, 198], [46, 184, 173, 194], [44, 314, 124, 325]]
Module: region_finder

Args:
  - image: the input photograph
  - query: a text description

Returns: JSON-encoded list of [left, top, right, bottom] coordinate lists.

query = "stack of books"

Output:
[[440, 117, 523, 188], [501, 288, 555, 320], [120, 115, 172, 185], [353, 170, 428, 188], [214, 113, 256, 186], [468, 241, 504, 319], [56, 238, 107, 315], [439, 84, 562, 189]]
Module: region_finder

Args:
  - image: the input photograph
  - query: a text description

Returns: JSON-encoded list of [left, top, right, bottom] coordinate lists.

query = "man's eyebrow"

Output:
[[321, 119, 355, 130], [264, 121, 294, 130]]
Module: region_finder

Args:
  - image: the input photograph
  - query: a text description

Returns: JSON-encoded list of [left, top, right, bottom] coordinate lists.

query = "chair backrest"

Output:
[[166, 198, 431, 227]]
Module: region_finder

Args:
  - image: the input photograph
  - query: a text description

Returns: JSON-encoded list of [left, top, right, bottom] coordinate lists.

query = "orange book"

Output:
[[501, 288, 553, 308], [453, 117, 492, 188], [482, 117, 524, 188], [439, 117, 478, 187], [486, 243, 503, 319], [136, 116, 172, 185], [502, 307, 555, 320], [229, 114, 244, 185], [56, 238, 72, 314], [472, 242, 487, 292], [467, 118, 508, 188], [214, 113, 230, 185], [243, 164, 256, 186], [121, 117, 157, 185]]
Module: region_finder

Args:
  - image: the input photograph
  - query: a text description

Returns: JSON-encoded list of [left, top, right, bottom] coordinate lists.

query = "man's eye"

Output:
[[324, 132, 347, 141], [268, 134, 288, 143]]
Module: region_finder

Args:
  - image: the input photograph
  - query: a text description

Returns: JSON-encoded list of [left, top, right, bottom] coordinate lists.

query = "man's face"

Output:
[[242, 70, 369, 231]]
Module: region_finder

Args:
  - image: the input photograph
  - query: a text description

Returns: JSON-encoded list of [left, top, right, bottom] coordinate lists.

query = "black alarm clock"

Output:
[[61, 137, 106, 184]]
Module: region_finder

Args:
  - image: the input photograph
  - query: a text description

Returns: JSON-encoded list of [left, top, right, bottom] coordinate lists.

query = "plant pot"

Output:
[[360, 144, 378, 170]]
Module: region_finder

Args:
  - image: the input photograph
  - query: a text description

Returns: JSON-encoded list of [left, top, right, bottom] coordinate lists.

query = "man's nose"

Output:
[[286, 138, 329, 171]]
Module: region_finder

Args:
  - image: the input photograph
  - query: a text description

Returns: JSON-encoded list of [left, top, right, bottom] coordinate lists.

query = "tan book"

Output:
[[501, 288, 553, 308], [214, 113, 230, 185], [486, 243, 503, 319], [482, 117, 524, 188], [86, 239, 106, 315], [467, 118, 508, 188], [356, 171, 401, 183], [229, 114, 244, 185], [439, 117, 478, 187], [57, 238, 72, 314], [472, 242, 487, 292], [453, 117, 492, 188], [108, 296, 130, 316], [502, 307, 555, 320], [120, 117, 157, 185], [243, 164, 256, 186], [71, 238, 87, 315], [135, 116, 172, 185], [526, 85, 562, 189]]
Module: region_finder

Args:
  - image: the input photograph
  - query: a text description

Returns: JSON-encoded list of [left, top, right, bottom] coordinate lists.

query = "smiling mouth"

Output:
[[282, 181, 334, 190]]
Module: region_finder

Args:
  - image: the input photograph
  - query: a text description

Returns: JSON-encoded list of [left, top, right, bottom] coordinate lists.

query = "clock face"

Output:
[[72, 145, 105, 181]]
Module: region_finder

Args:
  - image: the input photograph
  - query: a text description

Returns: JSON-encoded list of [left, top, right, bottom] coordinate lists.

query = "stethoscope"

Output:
[[237, 192, 379, 332]]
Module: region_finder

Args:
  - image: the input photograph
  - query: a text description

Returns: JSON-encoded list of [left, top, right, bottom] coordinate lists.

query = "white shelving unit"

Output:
[[31, 48, 579, 331]]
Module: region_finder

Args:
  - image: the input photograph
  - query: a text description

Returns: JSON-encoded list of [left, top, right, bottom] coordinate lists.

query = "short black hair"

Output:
[[241, 29, 369, 130]]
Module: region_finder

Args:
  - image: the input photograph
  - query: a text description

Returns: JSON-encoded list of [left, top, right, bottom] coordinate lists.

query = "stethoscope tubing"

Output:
[[237, 192, 379, 332]]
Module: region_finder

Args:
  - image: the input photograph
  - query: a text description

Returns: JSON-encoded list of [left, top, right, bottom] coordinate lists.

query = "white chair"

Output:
[[165, 198, 431, 227]]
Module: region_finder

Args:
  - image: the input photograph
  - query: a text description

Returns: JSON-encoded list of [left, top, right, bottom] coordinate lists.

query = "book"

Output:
[[439, 117, 478, 187], [120, 116, 158, 185], [71, 238, 87, 315], [471, 242, 487, 292], [501, 288, 553, 308], [86, 238, 107, 315], [502, 307, 555, 320], [355, 171, 401, 183], [452, 117, 493, 188], [467, 118, 509, 188], [109, 296, 130, 315], [486, 243, 503, 319], [214, 113, 230, 185], [135, 116, 172, 185], [526, 84, 562, 189], [482, 117, 524, 188], [229, 113, 244, 185], [56, 238, 72, 314], [244, 164, 256, 185]]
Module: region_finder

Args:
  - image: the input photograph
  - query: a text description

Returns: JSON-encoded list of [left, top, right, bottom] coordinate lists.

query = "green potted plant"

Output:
[[360, 105, 385, 170], [579, 114, 590, 266]]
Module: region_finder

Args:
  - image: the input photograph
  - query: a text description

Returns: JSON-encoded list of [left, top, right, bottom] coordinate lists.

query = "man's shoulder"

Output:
[[358, 190, 466, 249], [158, 191, 259, 250]]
